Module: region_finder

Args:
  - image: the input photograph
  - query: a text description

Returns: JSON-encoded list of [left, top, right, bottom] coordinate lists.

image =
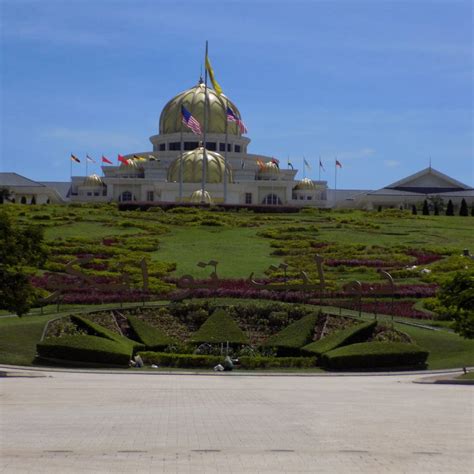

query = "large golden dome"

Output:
[[159, 82, 244, 136], [294, 178, 316, 190], [167, 147, 233, 183]]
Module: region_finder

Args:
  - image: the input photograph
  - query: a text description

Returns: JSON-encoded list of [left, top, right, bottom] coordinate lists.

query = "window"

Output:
[[206, 142, 216, 151], [300, 196, 304, 200], [307, 196, 312, 200], [219, 143, 232, 152], [159, 144, 166, 151], [235, 145, 241, 153], [94, 192, 99, 196], [87, 192, 92, 196], [245, 193, 252, 204], [262, 194, 282, 205], [147, 191, 154, 202], [169, 142, 181, 151], [185, 141, 199, 151], [120, 191, 133, 202]]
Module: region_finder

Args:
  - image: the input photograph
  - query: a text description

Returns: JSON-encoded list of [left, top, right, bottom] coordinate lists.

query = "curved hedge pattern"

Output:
[[302, 320, 377, 356], [320, 342, 429, 369], [127, 315, 176, 351]]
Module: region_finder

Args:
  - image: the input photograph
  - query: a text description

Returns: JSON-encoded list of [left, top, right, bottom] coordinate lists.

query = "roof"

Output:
[[0, 172, 46, 188], [39, 182, 71, 200]]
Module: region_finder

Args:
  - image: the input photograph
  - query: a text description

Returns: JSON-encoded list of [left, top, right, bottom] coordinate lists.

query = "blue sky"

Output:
[[1, 0, 472, 189]]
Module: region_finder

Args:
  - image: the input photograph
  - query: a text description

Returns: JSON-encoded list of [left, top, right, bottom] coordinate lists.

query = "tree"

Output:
[[434, 203, 439, 215], [471, 203, 474, 217], [0, 211, 47, 316], [422, 200, 430, 215], [459, 198, 468, 217], [0, 188, 12, 204], [446, 199, 454, 216], [437, 272, 474, 339], [411, 204, 417, 215]]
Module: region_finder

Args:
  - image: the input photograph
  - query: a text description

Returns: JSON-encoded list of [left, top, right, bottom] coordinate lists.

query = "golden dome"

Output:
[[294, 178, 316, 190], [167, 147, 233, 183], [190, 189, 212, 204], [83, 174, 104, 186], [259, 161, 280, 175], [159, 82, 244, 136]]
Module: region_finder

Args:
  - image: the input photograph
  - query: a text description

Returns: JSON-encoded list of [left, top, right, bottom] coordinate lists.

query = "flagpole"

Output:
[[201, 40, 209, 204], [85, 155, 88, 177], [303, 157, 306, 179], [334, 157, 337, 208], [179, 124, 183, 202], [70, 154, 72, 180], [318, 156, 321, 181], [224, 97, 229, 203]]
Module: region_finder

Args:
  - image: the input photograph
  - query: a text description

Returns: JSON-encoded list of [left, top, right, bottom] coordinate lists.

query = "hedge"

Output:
[[70, 315, 143, 352], [138, 352, 317, 369], [127, 315, 176, 351], [320, 342, 429, 370], [189, 308, 249, 345], [263, 313, 319, 356], [37, 335, 132, 366], [301, 321, 377, 356]]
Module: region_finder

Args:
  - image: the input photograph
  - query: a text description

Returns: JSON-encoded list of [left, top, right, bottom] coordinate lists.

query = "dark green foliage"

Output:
[[411, 205, 417, 215], [190, 309, 249, 344], [471, 204, 474, 217], [459, 199, 469, 217], [320, 342, 429, 369], [434, 203, 439, 216], [437, 271, 474, 338], [446, 199, 454, 216], [422, 200, 430, 216], [70, 315, 143, 351], [0, 211, 48, 315], [263, 313, 319, 356], [37, 335, 132, 366], [139, 351, 317, 369], [302, 321, 377, 356], [127, 315, 176, 350]]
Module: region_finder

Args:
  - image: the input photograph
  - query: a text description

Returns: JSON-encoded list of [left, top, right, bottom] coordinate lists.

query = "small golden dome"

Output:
[[83, 174, 104, 186], [167, 147, 233, 183], [190, 189, 212, 204], [294, 178, 316, 190], [259, 161, 280, 174]]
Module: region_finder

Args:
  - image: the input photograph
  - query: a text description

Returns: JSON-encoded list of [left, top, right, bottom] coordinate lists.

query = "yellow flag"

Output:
[[205, 55, 223, 95]]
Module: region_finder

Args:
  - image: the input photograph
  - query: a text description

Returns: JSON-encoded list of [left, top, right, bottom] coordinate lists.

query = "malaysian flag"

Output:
[[226, 107, 248, 134], [181, 105, 202, 135]]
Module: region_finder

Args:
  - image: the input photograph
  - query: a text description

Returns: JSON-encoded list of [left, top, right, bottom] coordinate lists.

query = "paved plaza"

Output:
[[0, 368, 472, 473]]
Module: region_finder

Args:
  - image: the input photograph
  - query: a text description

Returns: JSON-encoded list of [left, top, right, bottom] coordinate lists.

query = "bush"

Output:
[[70, 315, 143, 352], [263, 313, 319, 356], [238, 356, 317, 369], [37, 335, 132, 366], [302, 321, 376, 356], [139, 351, 222, 368], [189, 308, 249, 345], [320, 342, 429, 369], [127, 315, 176, 350]]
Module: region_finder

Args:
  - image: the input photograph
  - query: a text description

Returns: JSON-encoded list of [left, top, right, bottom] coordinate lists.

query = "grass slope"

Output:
[[127, 315, 176, 350]]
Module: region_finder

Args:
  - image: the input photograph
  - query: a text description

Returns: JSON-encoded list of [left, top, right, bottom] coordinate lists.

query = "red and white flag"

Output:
[[118, 154, 129, 165], [102, 155, 113, 164]]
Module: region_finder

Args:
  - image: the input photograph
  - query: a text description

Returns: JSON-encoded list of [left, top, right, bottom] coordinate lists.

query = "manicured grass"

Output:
[[127, 315, 176, 350], [457, 372, 474, 380], [43, 221, 141, 240], [154, 226, 280, 278]]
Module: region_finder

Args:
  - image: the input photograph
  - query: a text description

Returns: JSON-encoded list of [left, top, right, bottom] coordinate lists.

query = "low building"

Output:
[[0, 173, 66, 204]]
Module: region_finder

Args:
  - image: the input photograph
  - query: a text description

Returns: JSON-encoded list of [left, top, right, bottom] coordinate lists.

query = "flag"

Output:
[[287, 158, 294, 170], [256, 158, 265, 170], [226, 106, 247, 134], [271, 158, 280, 169], [70, 154, 80, 163], [205, 55, 223, 95], [319, 159, 325, 171], [86, 154, 96, 163], [102, 155, 112, 164], [181, 105, 202, 135], [133, 155, 147, 162], [118, 154, 129, 165], [336, 160, 342, 168], [303, 158, 311, 170]]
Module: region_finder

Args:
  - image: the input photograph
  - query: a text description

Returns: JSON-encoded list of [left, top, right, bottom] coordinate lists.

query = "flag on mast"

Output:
[[181, 105, 202, 135], [102, 155, 112, 164], [271, 157, 280, 169], [303, 158, 311, 170], [86, 154, 96, 163], [287, 157, 294, 169], [118, 154, 129, 165], [205, 55, 223, 95], [70, 154, 80, 163], [336, 159, 343, 168], [319, 159, 325, 171], [226, 106, 247, 134]]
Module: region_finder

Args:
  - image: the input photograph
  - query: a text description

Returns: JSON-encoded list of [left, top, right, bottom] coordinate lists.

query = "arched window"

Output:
[[262, 194, 282, 205], [120, 191, 133, 202]]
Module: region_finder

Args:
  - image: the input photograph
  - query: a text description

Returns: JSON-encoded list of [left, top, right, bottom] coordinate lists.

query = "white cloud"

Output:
[[384, 160, 400, 168]]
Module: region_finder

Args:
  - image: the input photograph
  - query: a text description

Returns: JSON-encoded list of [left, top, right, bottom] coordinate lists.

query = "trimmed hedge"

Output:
[[37, 335, 132, 366], [263, 313, 319, 356], [320, 342, 429, 370], [302, 321, 377, 356], [138, 352, 317, 369], [70, 315, 143, 352], [189, 309, 249, 345], [127, 315, 176, 351]]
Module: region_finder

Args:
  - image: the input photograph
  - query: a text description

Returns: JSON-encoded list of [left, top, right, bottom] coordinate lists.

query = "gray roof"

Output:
[[39, 182, 71, 200], [0, 172, 46, 187]]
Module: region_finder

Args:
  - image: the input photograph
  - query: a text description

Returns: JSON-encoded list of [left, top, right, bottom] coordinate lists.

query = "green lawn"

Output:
[[154, 226, 280, 278], [43, 221, 141, 240]]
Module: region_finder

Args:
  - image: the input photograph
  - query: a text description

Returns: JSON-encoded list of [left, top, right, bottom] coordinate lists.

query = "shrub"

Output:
[[189, 308, 249, 345], [459, 198, 469, 217], [422, 200, 430, 215], [302, 321, 376, 356], [139, 351, 222, 368], [446, 199, 454, 216], [320, 342, 429, 369], [70, 315, 143, 352], [37, 335, 132, 366], [238, 356, 317, 369], [263, 313, 319, 356], [127, 315, 176, 350]]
